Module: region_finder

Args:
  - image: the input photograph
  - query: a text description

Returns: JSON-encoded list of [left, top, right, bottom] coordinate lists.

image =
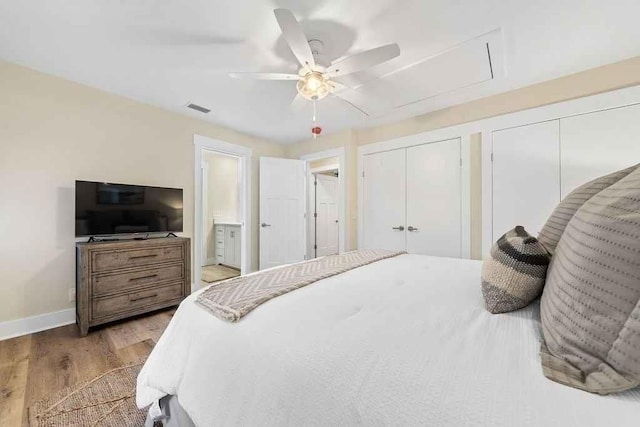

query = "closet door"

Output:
[[406, 139, 462, 257], [492, 121, 560, 241], [560, 103, 640, 197], [362, 149, 406, 251]]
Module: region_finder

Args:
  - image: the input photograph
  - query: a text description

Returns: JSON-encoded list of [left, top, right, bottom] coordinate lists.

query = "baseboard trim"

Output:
[[0, 308, 76, 341]]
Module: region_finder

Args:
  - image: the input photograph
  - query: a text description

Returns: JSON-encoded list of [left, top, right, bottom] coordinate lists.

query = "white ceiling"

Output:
[[1, 0, 639, 144]]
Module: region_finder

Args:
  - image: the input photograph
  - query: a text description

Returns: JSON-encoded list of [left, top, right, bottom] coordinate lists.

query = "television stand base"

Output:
[[166, 232, 178, 238]]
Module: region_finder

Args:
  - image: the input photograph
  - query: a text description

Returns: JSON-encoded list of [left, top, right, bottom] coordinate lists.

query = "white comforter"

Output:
[[137, 254, 640, 426]]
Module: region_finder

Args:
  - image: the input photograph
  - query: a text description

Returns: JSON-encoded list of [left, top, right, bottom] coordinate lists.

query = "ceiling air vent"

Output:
[[186, 103, 211, 114]]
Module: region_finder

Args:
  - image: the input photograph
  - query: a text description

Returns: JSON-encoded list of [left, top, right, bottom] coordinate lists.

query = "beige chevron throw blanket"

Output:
[[197, 249, 405, 322]]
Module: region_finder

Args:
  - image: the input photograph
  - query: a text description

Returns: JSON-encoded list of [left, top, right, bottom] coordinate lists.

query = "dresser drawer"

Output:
[[92, 282, 184, 320], [91, 246, 183, 272], [92, 263, 184, 296], [215, 226, 225, 236]]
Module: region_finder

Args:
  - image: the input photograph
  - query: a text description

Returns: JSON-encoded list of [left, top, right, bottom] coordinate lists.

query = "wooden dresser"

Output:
[[76, 237, 190, 336]]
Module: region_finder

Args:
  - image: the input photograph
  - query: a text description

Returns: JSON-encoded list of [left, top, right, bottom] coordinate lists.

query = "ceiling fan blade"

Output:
[[229, 72, 299, 80], [329, 86, 371, 117], [327, 43, 400, 78], [329, 80, 349, 91], [274, 9, 315, 69]]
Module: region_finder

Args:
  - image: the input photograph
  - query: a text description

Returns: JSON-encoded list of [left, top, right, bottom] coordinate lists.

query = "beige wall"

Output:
[[0, 60, 284, 324], [3, 55, 640, 325], [309, 156, 339, 170], [469, 133, 483, 260], [285, 56, 640, 258], [202, 151, 240, 262]]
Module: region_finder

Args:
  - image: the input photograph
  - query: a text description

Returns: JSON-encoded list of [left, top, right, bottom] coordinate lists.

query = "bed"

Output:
[[137, 254, 640, 426]]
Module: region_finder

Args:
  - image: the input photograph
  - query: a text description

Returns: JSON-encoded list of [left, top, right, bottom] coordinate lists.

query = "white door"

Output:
[[492, 120, 560, 240], [259, 157, 306, 270], [406, 139, 462, 257], [560, 103, 640, 197], [314, 173, 339, 257], [362, 149, 406, 251]]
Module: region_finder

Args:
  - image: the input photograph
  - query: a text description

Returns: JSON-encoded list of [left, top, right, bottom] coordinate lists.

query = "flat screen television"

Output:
[[75, 181, 183, 237]]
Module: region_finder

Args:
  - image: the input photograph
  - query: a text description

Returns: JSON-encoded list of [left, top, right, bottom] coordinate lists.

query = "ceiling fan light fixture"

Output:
[[296, 71, 330, 100]]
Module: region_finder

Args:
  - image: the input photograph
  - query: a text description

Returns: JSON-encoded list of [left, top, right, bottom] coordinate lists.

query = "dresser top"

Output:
[[76, 236, 190, 249]]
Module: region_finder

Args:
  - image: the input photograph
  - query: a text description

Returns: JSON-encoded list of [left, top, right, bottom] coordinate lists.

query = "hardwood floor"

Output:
[[0, 308, 175, 426], [201, 264, 240, 285]]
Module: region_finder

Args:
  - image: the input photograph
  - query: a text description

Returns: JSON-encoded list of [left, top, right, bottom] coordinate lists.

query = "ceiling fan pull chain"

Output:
[[311, 100, 322, 139], [313, 99, 317, 123]]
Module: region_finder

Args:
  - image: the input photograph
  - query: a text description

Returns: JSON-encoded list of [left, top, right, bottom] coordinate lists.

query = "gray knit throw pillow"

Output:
[[482, 226, 550, 314]]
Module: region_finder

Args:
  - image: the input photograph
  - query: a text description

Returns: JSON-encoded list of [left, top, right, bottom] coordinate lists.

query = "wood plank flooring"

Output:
[[0, 308, 175, 426], [201, 264, 240, 285]]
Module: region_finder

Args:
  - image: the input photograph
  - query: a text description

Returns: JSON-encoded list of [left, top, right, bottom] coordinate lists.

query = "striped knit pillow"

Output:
[[537, 165, 638, 255], [481, 226, 550, 314]]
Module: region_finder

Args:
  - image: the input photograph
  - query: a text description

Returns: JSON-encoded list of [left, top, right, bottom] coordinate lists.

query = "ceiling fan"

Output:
[[229, 8, 400, 115]]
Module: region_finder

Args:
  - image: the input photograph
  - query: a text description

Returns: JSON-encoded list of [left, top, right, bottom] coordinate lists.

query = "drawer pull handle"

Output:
[[129, 254, 158, 260], [130, 294, 157, 302], [129, 274, 158, 282]]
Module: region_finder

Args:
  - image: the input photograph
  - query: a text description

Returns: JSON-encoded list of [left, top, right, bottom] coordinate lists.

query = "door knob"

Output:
[[408, 226, 418, 232], [261, 223, 271, 228], [392, 226, 405, 231]]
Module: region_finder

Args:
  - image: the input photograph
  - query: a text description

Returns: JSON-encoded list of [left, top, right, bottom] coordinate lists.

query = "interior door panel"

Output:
[[406, 139, 462, 257], [362, 149, 406, 251]]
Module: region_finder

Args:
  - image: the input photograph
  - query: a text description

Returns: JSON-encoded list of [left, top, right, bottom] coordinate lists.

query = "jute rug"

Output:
[[29, 363, 147, 427], [201, 264, 240, 283]]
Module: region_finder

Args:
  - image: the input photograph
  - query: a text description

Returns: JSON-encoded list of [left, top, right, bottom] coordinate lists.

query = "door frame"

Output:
[[300, 147, 347, 257], [358, 135, 471, 259], [194, 134, 252, 291]]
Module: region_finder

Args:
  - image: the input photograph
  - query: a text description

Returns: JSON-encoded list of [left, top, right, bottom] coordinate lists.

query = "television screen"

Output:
[[75, 181, 183, 237]]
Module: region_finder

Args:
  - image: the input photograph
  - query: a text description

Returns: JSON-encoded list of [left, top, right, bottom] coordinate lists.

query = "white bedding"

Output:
[[137, 254, 640, 426]]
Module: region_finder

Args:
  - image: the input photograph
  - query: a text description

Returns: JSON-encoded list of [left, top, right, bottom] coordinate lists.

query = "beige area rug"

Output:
[[29, 363, 146, 427], [202, 264, 240, 283]]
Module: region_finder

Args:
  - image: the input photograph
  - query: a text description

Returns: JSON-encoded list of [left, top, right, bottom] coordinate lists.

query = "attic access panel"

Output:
[[361, 38, 494, 111]]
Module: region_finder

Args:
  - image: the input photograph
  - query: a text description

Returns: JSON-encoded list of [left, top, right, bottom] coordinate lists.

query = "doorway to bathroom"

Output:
[[194, 135, 251, 291]]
